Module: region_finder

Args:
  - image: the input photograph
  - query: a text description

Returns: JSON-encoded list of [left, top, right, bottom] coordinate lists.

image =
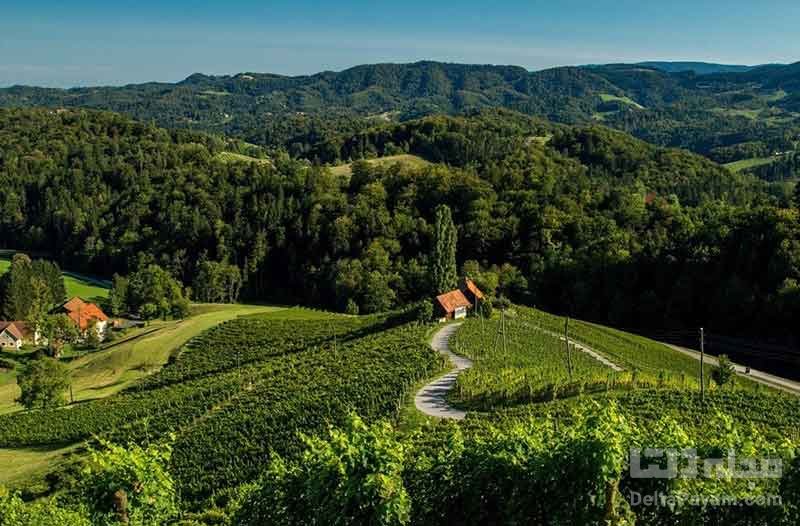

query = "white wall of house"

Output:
[[96, 319, 109, 340], [82, 319, 109, 342], [454, 307, 467, 319], [0, 331, 22, 350]]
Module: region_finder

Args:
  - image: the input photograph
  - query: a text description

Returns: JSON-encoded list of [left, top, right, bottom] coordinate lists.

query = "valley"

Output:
[[2, 301, 799, 524], [2, 40, 800, 524]]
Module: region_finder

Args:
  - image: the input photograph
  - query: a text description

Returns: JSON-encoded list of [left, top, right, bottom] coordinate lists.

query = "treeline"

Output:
[[745, 152, 800, 182], [2, 107, 800, 351]]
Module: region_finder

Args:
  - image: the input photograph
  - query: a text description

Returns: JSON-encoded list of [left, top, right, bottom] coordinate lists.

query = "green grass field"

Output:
[[214, 151, 271, 165], [710, 107, 762, 120], [328, 154, 431, 176], [599, 93, 645, 109], [0, 445, 81, 488], [724, 156, 778, 172], [0, 304, 285, 415], [763, 89, 788, 102], [0, 257, 109, 300]]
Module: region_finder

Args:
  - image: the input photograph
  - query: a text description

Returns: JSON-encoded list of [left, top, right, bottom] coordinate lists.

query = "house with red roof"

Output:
[[54, 297, 110, 341], [434, 278, 485, 321], [460, 277, 485, 305], [0, 321, 44, 349], [0, 321, 25, 350]]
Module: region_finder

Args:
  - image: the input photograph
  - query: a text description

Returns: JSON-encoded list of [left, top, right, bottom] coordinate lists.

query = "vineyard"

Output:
[[481, 388, 800, 438], [445, 305, 755, 410], [4, 303, 800, 524], [450, 312, 615, 408], [0, 308, 441, 502], [514, 306, 714, 376]]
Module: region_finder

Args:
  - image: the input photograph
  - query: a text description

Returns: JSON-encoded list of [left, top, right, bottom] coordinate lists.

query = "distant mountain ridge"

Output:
[[634, 61, 761, 75], [1, 59, 799, 161]]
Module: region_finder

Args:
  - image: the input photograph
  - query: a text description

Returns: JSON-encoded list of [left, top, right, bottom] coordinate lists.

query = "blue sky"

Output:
[[2, 0, 799, 87]]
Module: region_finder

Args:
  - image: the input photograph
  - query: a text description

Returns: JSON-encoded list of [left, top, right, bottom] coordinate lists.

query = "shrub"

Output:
[[235, 414, 410, 526]]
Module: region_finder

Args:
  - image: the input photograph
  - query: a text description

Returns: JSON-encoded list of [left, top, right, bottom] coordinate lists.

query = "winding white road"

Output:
[[414, 323, 472, 420]]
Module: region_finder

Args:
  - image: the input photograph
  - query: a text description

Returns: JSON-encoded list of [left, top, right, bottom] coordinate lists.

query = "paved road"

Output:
[[664, 343, 800, 396], [415, 323, 472, 420]]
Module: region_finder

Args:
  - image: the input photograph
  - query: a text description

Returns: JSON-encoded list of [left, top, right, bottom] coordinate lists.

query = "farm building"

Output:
[[0, 321, 24, 350], [460, 277, 485, 305], [435, 289, 472, 320], [0, 321, 41, 349], [54, 297, 110, 340], [435, 278, 485, 321]]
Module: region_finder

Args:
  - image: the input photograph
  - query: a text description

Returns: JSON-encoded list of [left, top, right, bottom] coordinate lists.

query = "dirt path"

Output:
[[414, 323, 471, 420], [523, 321, 624, 372], [664, 343, 800, 396]]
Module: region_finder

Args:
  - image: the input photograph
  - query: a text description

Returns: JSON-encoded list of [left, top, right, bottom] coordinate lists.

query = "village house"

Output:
[[0, 321, 41, 350], [459, 277, 485, 306], [0, 321, 24, 350], [54, 297, 110, 341], [434, 278, 485, 321]]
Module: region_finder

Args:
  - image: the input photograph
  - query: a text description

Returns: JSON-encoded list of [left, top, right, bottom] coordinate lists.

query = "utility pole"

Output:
[[565, 317, 574, 381], [501, 306, 507, 356], [492, 315, 501, 355], [700, 327, 705, 401]]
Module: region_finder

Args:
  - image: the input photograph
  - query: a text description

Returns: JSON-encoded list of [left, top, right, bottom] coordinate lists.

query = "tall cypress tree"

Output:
[[1, 254, 33, 320], [431, 205, 458, 294]]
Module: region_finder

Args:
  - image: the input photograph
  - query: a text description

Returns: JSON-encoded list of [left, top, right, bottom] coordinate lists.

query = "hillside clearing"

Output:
[[599, 93, 645, 109], [214, 151, 271, 165], [711, 107, 762, 120], [328, 154, 430, 176], [724, 156, 778, 172]]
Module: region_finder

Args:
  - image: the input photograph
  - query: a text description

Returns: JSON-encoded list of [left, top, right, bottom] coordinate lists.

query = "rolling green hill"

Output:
[[3, 60, 800, 166], [635, 61, 759, 75], [1, 303, 797, 524]]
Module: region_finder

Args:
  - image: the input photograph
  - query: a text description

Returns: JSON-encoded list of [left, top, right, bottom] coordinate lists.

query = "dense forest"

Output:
[[2, 107, 800, 358], [2, 61, 800, 164]]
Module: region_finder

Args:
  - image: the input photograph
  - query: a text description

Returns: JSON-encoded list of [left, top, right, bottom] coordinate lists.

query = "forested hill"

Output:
[[2, 107, 799, 349], [2, 60, 800, 163], [635, 61, 758, 74]]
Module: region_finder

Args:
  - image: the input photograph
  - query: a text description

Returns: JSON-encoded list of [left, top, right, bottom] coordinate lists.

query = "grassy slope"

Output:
[[0, 445, 81, 488], [0, 304, 285, 486], [449, 305, 772, 413], [599, 93, 645, 109], [0, 304, 284, 415], [328, 154, 430, 176], [0, 307, 373, 489], [724, 156, 778, 172], [214, 151, 271, 165], [0, 258, 109, 300]]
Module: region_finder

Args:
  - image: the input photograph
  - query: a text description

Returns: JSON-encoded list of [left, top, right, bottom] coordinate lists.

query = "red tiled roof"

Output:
[[463, 278, 484, 300], [61, 299, 109, 331], [0, 321, 24, 341], [61, 297, 88, 313], [435, 289, 472, 313]]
